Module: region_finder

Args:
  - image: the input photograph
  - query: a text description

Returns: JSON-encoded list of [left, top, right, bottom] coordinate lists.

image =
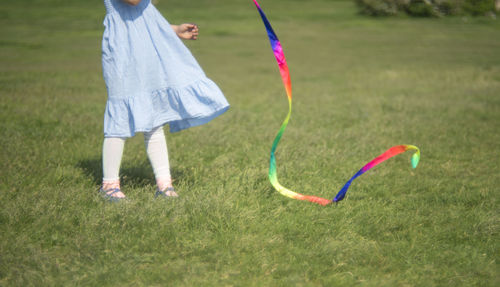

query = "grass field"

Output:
[[1, 0, 499, 285]]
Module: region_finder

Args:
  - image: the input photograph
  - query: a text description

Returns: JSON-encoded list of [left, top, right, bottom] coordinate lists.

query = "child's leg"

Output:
[[102, 137, 126, 198], [144, 126, 177, 195]]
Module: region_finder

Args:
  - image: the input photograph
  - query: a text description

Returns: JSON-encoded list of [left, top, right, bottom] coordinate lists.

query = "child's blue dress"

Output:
[[102, 0, 229, 137]]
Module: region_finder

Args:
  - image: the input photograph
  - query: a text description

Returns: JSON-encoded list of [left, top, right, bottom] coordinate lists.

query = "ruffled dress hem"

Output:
[[104, 78, 229, 138]]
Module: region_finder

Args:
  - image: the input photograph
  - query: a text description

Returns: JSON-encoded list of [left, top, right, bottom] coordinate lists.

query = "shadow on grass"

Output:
[[77, 158, 187, 187]]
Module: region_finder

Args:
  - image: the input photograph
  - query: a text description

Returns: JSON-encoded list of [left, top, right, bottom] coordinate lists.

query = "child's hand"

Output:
[[172, 23, 199, 40]]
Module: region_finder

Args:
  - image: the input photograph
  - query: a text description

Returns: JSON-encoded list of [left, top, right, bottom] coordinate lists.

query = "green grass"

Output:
[[1, 0, 499, 285]]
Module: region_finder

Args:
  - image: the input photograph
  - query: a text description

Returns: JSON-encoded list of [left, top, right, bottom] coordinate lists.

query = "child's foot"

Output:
[[155, 177, 177, 198], [99, 187, 126, 202], [155, 186, 178, 198], [99, 181, 126, 202]]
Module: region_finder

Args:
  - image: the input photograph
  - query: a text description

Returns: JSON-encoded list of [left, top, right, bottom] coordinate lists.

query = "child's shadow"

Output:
[[77, 158, 151, 186], [77, 158, 186, 187]]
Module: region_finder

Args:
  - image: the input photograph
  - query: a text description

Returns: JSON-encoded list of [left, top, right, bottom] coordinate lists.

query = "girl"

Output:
[[100, 0, 229, 201]]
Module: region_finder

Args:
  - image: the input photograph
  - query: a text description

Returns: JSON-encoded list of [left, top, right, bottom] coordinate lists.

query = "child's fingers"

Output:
[[189, 23, 199, 39], [180, 23, 199, 40]]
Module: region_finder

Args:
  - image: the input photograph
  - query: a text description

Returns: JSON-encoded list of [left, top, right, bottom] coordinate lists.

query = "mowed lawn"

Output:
[[1, 0, 499, 285]]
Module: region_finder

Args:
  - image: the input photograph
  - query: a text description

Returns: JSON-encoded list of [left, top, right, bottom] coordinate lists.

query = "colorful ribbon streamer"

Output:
[[333, 145, 420, 202], [253, 0, 420, 206]]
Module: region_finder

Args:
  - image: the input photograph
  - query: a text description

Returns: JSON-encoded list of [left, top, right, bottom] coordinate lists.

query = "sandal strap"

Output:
[[105, 188, 122, 196], [155, 186, 176, 198], [100, 187, 122, 196], [99, 187, 125, 202], [157, 187, 175, 193]]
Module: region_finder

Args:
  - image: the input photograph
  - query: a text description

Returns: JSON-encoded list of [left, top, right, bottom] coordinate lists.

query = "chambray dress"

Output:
[[102, 0, 229, 137]]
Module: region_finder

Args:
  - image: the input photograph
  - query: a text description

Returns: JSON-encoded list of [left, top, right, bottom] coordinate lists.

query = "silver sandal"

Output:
[[155, 187, 178, 198]]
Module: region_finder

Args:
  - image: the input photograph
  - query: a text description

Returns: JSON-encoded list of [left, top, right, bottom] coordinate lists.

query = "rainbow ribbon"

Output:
[[253, 0, 420, 206]]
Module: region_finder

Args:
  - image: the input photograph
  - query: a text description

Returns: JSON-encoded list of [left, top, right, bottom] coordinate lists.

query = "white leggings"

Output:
[[102, 126, 171, 183]]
